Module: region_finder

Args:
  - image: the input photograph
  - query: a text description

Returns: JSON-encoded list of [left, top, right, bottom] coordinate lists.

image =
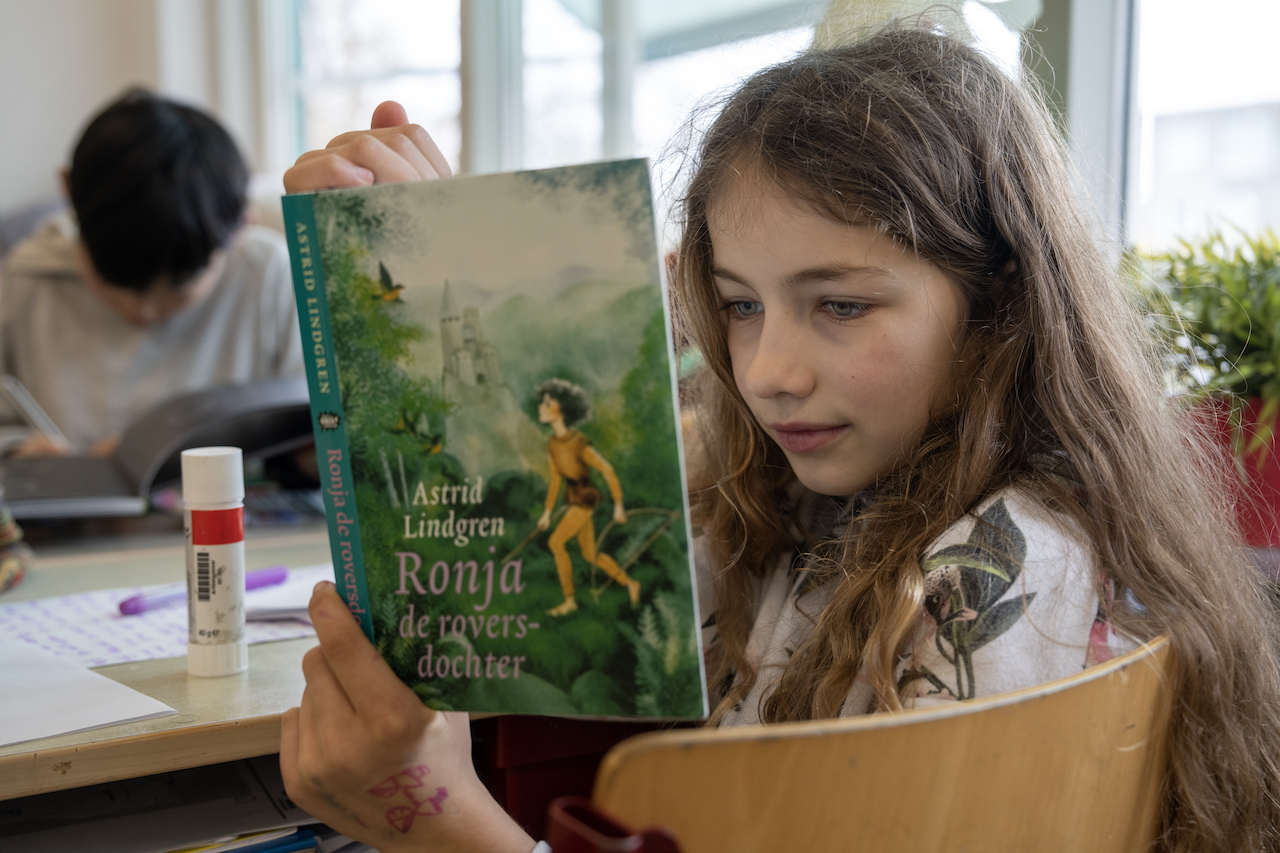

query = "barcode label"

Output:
[[197, 552, 211, 601]]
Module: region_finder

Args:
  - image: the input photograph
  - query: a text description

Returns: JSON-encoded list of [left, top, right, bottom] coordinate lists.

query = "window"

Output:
[[289, 0, 1034, 209], [633, 26, 814, 160], [297, 0, 463, 172], [1127, 0, 1280, 250], [294, 0, 821, 178], [523, 0, 603, 169], [520, 0, 821, 239]]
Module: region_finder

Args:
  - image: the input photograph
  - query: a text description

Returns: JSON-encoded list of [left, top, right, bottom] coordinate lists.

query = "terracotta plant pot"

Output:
[[1202, 396, 1280, 547]]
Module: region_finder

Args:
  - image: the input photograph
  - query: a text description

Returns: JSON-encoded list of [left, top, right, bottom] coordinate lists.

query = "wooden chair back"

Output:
[[593, 638, 1172, 853]]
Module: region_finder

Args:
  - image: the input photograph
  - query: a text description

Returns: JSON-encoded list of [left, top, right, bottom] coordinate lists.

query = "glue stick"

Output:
[[183, 446, 247, 677]]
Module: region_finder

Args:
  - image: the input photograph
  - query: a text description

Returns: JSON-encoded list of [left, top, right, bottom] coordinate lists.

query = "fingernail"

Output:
[[314, 580, 335, 594], [358, 168, 375, 184]]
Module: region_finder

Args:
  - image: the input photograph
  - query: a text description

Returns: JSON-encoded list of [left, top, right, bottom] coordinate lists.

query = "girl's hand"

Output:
[[283, 100, 453, 193], [280, 582, 535, 853]]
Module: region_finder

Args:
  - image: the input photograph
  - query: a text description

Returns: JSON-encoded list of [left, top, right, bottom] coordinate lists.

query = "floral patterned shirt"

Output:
[[699, 489, 1133, 725]]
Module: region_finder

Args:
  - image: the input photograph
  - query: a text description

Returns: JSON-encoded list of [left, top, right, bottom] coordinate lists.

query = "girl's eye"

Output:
[[726, 300, 762, 318], [825, 300, 868, 319]]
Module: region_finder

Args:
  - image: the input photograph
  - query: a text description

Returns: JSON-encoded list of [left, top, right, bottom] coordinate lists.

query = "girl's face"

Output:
[[537, 394, 562, 424], [708, 177, 967, 497]]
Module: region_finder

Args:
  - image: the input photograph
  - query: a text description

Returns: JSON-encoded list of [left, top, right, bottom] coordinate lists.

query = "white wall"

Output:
[[0, 0, 161, 215], [0, 0, 293, 220]]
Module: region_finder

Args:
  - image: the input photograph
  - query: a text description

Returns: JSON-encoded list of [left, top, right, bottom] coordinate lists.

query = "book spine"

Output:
[[281, 194, 374, 639]]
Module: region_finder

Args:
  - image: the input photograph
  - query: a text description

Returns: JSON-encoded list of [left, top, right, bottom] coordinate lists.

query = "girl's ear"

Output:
[[965, 256, 1019, 328]]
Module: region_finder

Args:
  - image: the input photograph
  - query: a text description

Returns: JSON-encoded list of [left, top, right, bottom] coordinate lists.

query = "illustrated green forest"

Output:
[[312, 173, 704, 719]]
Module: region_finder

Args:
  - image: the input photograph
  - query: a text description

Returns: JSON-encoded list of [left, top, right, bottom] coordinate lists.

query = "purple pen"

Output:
[[118, 564, 289, 615]]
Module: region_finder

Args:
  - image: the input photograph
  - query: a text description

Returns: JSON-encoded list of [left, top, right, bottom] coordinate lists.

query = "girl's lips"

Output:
[[770, 424, 847, 453]]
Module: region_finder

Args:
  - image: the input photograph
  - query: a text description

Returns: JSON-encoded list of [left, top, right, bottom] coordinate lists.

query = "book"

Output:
[[282, 160, 706, 718], [0, 377, 313, 519]]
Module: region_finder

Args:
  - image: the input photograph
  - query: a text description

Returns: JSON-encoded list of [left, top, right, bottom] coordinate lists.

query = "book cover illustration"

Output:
[[284, 160, 706, 718]]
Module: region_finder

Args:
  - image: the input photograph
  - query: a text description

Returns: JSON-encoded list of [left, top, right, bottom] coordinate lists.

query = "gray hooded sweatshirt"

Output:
[[0, 214, 303, 448]]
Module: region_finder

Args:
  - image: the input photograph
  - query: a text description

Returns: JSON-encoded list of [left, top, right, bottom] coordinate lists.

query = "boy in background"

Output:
[[0, 89, 303, 457]]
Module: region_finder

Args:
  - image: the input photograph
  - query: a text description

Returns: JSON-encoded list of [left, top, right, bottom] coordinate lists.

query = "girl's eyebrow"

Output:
[[710, 266, 750, 286], [711, 264, 895, 287]]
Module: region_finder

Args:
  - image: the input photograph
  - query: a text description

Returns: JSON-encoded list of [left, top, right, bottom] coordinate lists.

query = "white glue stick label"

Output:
[[186, 507, 246, 647]]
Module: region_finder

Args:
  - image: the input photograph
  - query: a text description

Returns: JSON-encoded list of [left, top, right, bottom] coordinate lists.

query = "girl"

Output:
[[533, 378, 641, 617], [280, 25, 1280, 853]]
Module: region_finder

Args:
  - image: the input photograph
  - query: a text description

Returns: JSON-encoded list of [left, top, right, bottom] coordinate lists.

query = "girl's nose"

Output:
[[742, 317, 815, 400]]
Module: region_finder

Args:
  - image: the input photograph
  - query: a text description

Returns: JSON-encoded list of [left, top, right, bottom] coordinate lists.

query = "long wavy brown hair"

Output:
[[672, 25, 1280, 853]]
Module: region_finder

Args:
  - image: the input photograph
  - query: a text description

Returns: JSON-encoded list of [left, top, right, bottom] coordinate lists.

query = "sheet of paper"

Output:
[[0, 565, 334, 668], [245, 569, 330, 622], [0, 638, 177, 747]]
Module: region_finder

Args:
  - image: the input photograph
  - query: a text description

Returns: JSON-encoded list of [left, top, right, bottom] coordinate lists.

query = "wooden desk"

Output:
[[0, 527, 332, 801], [0, 525, 674, 839]]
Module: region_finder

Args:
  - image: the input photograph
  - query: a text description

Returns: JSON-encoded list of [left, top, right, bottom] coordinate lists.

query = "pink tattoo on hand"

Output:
[[368, 764, 449, 833]]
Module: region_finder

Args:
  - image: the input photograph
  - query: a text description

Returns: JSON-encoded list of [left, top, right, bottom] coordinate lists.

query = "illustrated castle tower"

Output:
[[440, 281, 503, 388], [437, 281, 542, 479]]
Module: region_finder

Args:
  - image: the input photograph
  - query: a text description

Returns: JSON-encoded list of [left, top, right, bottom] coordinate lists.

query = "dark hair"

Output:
[[536, 378, 592, 428], [674, 26, 1280, 853], [67, 88, 248, 291]]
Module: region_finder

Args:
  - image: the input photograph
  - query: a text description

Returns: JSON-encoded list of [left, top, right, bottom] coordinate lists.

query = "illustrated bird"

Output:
[[377, 262, 406, 302], [391, 408, 444, 454]]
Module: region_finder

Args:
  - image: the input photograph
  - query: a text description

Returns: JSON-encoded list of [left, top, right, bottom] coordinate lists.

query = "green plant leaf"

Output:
[[960, 594, 1037, 654], [921, 551, 1012, 583], [1136, 228, 1280, 462], [463, 671, 580, 714], [569, 670, 627, 716]]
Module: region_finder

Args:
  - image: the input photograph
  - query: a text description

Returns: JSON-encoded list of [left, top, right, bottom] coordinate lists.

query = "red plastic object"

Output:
[[1202, 396, 1280, 546], [546, 796, 683, 853]]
